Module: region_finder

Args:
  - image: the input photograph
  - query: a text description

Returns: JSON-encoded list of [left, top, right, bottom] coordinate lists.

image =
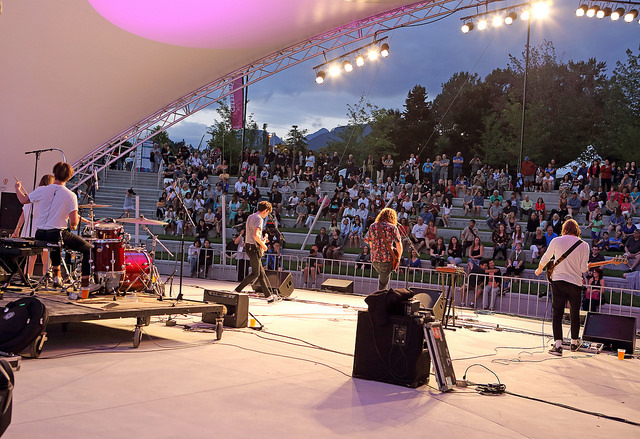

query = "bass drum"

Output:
[[121, 248, 152, 292]]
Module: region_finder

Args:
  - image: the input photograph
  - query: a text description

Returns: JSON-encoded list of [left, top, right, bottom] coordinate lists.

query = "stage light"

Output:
[[461, 22, 474, 33], [355, 54, 365, 67], [492, 15, 503, 27], [531, 1, 550, 19], [505, 12, 517, 24], [597, 7, 611, 18], [576, 4, 588, 16], [586, 5, 599, 17], [342, 59, 353, 72], [521, 9, 530, 20], [611, 7, 625, 20], [624, 9, 638, 22], [477, 19, 488, 30], [315, 71, 325, 84], [380, 43, 389, 58], [328, 63, 341, 77], [367, 47, 379, 61]]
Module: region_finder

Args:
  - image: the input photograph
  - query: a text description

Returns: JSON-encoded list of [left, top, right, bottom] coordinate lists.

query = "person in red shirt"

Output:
[[521, 156, 536, 191], [364, 207, 403, 291], [600, 159, 612, 192]]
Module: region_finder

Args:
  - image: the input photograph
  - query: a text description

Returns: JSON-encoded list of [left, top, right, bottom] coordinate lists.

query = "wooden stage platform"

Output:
[[0, 289, 226, 355]]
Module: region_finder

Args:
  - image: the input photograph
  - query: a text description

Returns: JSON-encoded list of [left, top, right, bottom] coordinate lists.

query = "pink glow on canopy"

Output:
[[88, 0, 357, 49]]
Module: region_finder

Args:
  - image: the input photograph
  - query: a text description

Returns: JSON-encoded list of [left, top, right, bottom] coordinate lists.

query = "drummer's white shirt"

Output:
[[29, 183, 78, 230]]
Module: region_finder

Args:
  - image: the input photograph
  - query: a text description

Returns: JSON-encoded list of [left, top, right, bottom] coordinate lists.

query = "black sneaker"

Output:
[[570, 343, 580, 352], [549, 345, 563, 356]]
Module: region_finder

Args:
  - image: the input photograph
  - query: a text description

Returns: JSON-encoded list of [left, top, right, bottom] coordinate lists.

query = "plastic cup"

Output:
[[618, 349, 625, 360], [250, 318, 256, 328], [80, 288, 89, 299]]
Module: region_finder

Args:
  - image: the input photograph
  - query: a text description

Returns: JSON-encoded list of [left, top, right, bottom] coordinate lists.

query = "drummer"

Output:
[[15, 162, 93, 296]]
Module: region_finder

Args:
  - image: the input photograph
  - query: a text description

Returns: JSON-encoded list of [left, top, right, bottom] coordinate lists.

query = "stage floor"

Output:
[[3, 279, 639, 438]]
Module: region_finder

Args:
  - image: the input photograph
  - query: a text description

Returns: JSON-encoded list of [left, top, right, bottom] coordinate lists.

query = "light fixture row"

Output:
[[460, 1, 551, 33], [576, 4, 639, 22], [313, 39, 389, 84]]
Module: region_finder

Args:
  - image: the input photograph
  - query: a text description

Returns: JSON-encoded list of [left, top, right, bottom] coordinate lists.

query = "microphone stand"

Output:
[[171, 183, 196, 303]]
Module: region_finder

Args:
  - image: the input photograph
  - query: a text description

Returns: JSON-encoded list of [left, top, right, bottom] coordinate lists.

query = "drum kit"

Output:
[[76, 203, 172, 298]]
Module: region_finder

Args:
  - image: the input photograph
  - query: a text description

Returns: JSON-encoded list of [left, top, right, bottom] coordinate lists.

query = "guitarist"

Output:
[[234, 201, 280, 303], [364, 207, 403, 291], [535, 219, 589, 356]]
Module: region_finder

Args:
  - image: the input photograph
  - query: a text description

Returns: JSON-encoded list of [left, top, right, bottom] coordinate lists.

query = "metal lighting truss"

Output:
[[71, 0, 496, 190]]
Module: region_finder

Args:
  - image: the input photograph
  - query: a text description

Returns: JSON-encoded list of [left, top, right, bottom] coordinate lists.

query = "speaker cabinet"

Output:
[[411, 288, 446, 321], [0, 192, 21, 236], [352, 310, 430, 388], [251, 270, 294, 298], [321, 278, 354, 293], [582, 312, 637, 353], [203, 290, 249, 328]]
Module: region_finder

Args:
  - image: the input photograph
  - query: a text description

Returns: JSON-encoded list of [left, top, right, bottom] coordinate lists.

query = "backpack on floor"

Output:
[[0, 297, 48, 354]]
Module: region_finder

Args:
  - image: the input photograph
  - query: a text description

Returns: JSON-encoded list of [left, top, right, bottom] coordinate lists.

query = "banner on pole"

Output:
[[230, 78, 244, 130]]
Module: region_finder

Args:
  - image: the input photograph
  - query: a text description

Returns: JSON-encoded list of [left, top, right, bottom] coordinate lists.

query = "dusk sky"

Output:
[[167, 1, 640, 148]]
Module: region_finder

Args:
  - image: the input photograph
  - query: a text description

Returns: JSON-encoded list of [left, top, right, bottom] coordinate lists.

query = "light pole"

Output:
[[517, 15, 531, 175]]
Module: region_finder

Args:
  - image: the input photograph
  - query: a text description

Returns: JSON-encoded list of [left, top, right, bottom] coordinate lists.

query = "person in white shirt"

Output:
[[15, 162, 92, 295], [535, 219, 590, 356], [234, 177, 247, 194], [410, 217, 428, 253]]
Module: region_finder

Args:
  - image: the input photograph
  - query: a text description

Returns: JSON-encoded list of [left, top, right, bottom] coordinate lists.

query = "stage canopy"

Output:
[[0, 0, 416, 189]]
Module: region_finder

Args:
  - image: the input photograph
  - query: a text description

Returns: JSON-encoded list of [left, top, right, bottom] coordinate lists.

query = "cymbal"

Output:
[[116, 215, 167, 226], [78, 203, 111, 208]]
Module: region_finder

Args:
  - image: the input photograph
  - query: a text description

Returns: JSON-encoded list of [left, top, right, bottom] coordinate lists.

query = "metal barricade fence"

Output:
[[146, 241, 640, 320]]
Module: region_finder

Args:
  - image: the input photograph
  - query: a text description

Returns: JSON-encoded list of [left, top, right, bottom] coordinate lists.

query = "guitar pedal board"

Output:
[[562, 339, 604, 354]]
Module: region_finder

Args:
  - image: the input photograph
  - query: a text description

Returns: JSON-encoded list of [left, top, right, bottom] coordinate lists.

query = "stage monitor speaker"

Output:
[[202, 290, 249, 328], [411, 288, 446, 321], [321, 278, 353, 294], [352, 310, 430, 388], [0, 192, 21, 236], [251, 270, 293, 298], [582, 312, 637, 353], [0, 359, 14, 437]]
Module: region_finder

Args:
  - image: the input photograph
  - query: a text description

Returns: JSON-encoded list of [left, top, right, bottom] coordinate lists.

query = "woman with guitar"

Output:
[[535, 219, 590, 356], [364, 207, 403, 291]]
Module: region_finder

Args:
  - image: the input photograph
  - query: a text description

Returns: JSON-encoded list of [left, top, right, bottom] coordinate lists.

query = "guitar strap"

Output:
[[550, 239, 584, 271]]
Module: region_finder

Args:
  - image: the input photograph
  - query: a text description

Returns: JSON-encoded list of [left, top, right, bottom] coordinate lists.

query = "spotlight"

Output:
[[597, 7, 611, 18], [576, 4, 588, 16], [342, 59, 353, 73], [367, 47, 379, 61], [461, 22, 474, 33], [492, 15, 503, 27], [586, 5, 599, 17], [505, 12, 517, 25], [521, 9, 530, 20], [355, 54, 365, 67], [315, 71, 325, 84], [531, 1, 550, 19], [477, 19, 488, 30], [328, 63, 341, 77], [611, 7, 625, 20], [624, 9, 638, 22], [380, 43, 389, 58]]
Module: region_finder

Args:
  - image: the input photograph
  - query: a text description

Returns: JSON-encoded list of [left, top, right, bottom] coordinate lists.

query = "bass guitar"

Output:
[[545, 255, 627, 281]]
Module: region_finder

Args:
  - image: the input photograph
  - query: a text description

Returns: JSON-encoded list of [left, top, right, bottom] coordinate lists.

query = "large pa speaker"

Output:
[[352, 310, 430, 388], [411, 288, 446, 321], [582, 312, 637, 353], [0, 359, 14, 437], [202, 290, 249, 328], [251, 270, 294, 298], [0, 192, 21, 236]]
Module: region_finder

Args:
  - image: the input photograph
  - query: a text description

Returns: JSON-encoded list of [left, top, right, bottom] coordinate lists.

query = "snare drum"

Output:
[[94, 223, 123, 241], [121, 248, 152, 292]]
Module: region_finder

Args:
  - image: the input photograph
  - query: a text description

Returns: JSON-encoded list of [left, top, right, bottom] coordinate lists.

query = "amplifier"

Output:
[[582, 312, 637, 353], [202, 290, 249, 328], [352, 310, 430, 388]]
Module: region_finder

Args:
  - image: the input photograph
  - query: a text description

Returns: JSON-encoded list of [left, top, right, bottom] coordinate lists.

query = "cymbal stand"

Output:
[[141, 224, 173, 300]]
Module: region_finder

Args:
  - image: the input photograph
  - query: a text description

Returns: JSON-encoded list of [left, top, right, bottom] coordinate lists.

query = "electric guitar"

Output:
[[545, 256, 628, 281]]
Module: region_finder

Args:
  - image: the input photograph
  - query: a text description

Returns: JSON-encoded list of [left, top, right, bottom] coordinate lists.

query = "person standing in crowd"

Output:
[[364, 207, 403, 291], [234, 201, 281, 303], [123, 188, 136, 218], [535, 219, 589, 356]]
